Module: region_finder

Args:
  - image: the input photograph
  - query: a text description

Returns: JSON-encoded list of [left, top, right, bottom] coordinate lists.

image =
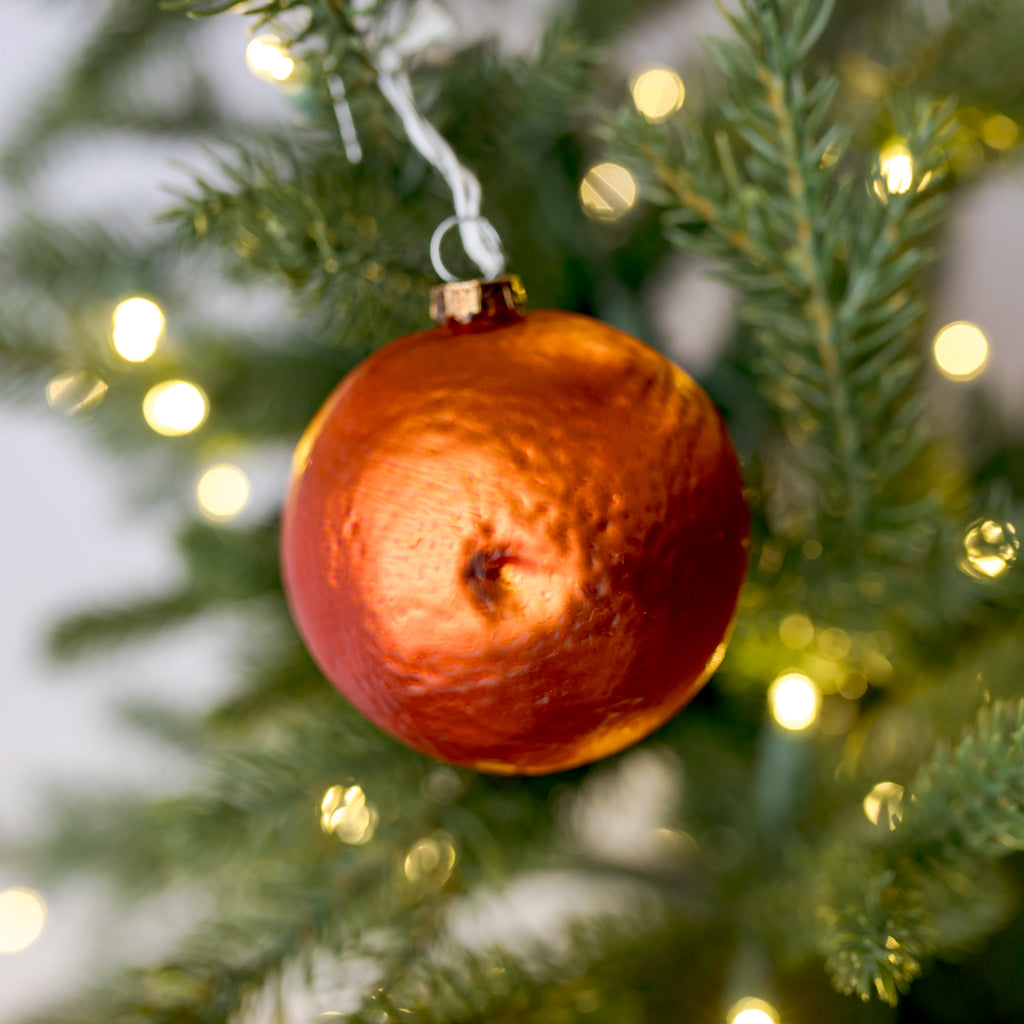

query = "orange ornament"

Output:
[[281, 278, 749, 775]]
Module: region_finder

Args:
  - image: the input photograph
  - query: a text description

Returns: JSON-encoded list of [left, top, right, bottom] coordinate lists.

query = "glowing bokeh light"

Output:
[[727, 996, 780, 1024], [779, 613, 814, 650], [403, 832, 456, 886], [245, 34, 295, 83], [630, 67, 685, 123], [142, 380, 208, 436], [111, 296, 165, 362], [0, 888, 46, 954], [981, 113, 1019, 151], [961, 519, 1019, 579], [863, 781, 905, 829], [45, 370, 108, 415], [197, 464, 251, 521], [769, 671, 821, 731], [320, 784, 377, 845], [580, 162, 638, 221], [933, 321, 989, 381]]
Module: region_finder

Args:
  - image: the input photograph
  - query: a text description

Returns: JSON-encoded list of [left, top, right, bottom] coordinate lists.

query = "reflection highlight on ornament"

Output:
[[197, 464, 250, 521], [933, 321, 989, 381], [320, 784, 377, 845], [960, 519, 1019, 579], [863, 781, 904, 829], [727, 996, 780, 1024], [630, 67, 685, 123], [111, 296, 164, 362], [142, 380, 208, 436], [580, 162, 638, 221], [403, 832, 456, 887], [45, 370, 108, 415], [768, 671, 820, 731], [245, 34, 295, 83], [0, 888, 46, 954]]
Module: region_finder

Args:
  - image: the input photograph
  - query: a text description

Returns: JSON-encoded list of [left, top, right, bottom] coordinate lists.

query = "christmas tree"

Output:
[[2, 0, 1024, 1021]]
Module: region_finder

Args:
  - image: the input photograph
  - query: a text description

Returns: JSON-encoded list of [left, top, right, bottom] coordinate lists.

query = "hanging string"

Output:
[[345, 0, 506, 281]]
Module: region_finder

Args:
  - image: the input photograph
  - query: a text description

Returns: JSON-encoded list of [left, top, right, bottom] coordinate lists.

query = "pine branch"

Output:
[[48, 521, 281, 659], [334, 916, 733, 1024], [902, 701, 1024, 855], [613, 0, 956, 562], [815, 699, 1024, 1005]]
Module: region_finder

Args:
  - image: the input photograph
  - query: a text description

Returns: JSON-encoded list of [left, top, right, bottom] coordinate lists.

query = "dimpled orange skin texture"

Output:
[[281, 309, 749, 775]]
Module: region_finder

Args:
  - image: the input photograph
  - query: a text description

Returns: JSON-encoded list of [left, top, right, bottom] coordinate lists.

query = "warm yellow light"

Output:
[[0, 888, 46, 954], [961, 519, 1019, 579], [45, 370, 108, 415], [142, 380, 208, 436], [246, 34, 295, 83], [630, 67, 685, 123], [403, 832, 456, 886], [320, 784, 377, 845], [197, 464, 250, 521], [727, 997, 780, 1024], [863, 781, 905, 829], [818, 627, 852, 659], [111, 297, 164, 362], [933, 321, 989, 381], [769, 671, 821, 731], [580, 162, 638, 221], [880, 141, 913, 194], [779, 613, 814, 650], [981, 113, 1019, 151]]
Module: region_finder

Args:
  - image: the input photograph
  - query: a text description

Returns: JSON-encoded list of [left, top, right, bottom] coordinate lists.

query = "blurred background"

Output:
[[2, 0, 1023, 1019]]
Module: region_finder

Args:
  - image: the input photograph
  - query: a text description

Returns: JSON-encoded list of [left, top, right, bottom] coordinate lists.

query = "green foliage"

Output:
[[613, 0, 955, 567], [814, 700, 1024, 1005]]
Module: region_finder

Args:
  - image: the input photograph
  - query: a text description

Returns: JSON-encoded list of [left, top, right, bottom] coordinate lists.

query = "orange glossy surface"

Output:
[[281, 310, 749, 774]]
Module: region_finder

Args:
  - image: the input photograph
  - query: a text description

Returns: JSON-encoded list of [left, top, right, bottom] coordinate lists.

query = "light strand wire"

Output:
[[348, 0, 506, 281], [324, 53, 365, 164]]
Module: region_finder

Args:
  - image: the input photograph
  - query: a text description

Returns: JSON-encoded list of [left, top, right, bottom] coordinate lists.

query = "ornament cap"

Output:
[[429, 276, 526, 326]]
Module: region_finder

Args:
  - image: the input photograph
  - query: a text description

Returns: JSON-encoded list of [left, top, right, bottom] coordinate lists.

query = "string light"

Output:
[[0, 888, 46, 954], [320, 784, 377, 845], [878, 141, 913, 195], [45, 370, 108, 415], [961, 519, 1019, 579], [142, 380, 208, 436], [933, 321, 989, 381], [580, 162, 638, 221], [197, 464, 250, 521], [863, 781, 904, 829], [111, 297, 165, 362], [768, 671, 821, 731], [727, 997, 780, 1024], [630, 67, 685, 123], [245, 34, 295, 83]]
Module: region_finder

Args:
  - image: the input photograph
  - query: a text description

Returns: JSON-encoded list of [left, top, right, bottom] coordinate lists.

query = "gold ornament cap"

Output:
[[429, 276, 526, 326]]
